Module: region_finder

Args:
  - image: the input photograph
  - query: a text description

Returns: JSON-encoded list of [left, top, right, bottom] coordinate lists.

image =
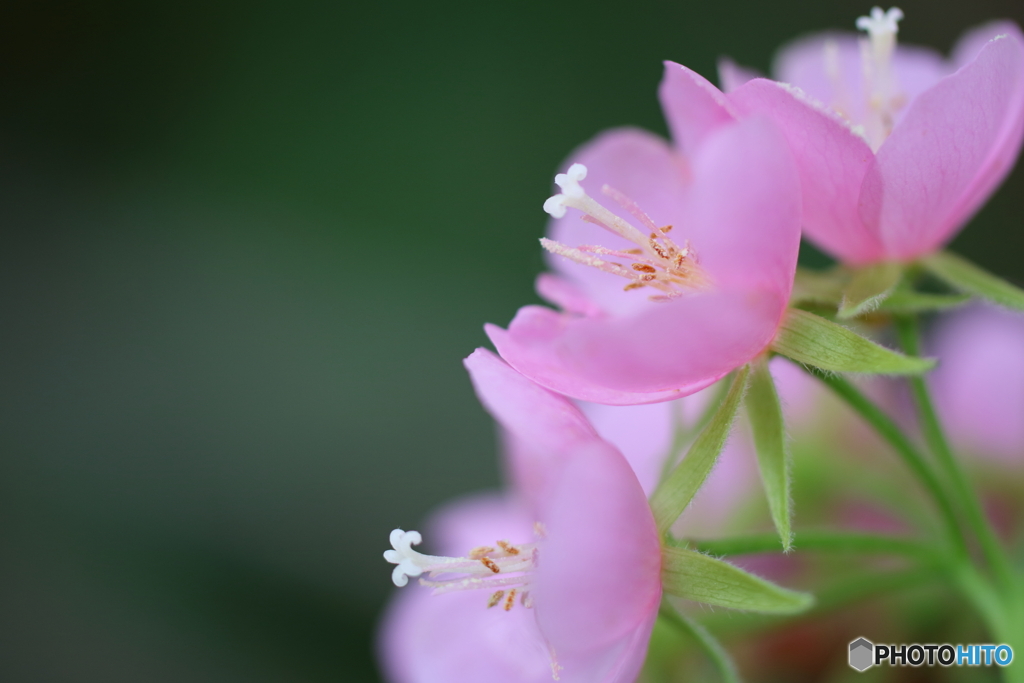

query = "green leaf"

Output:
[[746, 357, 791, 550], [771, 309, 934, 375], [662, 544, 814, 614], [790, 266, 845, 306], [650, 368, 749, 534], [875, 290, 971, 314], [838, 261, 902, 318], [921, 251, 1024, 310]]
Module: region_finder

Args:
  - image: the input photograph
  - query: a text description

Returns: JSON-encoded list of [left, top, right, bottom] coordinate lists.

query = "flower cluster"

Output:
[[379, 8, 1024, 682]]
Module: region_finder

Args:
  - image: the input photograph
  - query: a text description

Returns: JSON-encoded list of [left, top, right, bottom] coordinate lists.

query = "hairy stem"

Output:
[[804, 367, 968, 560], [894, 315, 1014, 592]]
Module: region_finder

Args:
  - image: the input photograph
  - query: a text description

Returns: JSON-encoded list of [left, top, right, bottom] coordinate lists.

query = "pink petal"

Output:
[[773, 33, 947, 131], [929, 306, 1024, 464], [464, 348, 600, 511], [535, 273, 603, 317], [681, 115, 801, 295], [426, 492, 537, 557], [534, 442, 662, 666], [863, 32, 1024, 259], [659, 61, 738, 155], [729, 78, 884, 263], [552, 612, 657, 683], [487, 290, 778, 404], [951, 21, 1024, 69], [718, 57, 762, 93], [545, 128, 690, 317], [576, 399, 677, 497]]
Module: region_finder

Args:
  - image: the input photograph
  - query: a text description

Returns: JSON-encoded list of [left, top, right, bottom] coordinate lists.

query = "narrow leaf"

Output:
[[650, 368, 749, 534], [838, 261, 902, 318], [921, 251, 1024, 310], [875, 290, 971, 314], [746, 358, 791, 550], [771, 309, 934, 375], [790, 266, 845, 306], [662, 544, 813, 614]]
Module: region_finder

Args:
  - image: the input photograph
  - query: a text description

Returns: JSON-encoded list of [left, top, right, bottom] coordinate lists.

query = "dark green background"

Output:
[[1, 1, 1021, 681]]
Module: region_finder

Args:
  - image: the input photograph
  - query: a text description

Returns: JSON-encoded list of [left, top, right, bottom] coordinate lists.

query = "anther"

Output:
[[488, 591, 505, 608], [469, 546, 495, 559], [632, 264, 657, 273], [504, 589, 517, 611], [481, 557, 500, 573], [497, 540, 520, 555]]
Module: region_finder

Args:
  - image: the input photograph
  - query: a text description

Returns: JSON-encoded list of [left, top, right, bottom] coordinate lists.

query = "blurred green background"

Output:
[[1, 1, 1022, 681]]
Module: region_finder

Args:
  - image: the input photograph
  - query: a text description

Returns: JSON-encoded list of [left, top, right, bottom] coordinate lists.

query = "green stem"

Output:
[[690, 531, 939, 564], [894, 315, 1015, 593], [805, 367, 968, 560], [658, 602, 742, 683]]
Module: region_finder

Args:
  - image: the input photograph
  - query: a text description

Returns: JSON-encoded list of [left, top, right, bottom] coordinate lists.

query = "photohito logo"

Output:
[[849, 637, 1014, 671]]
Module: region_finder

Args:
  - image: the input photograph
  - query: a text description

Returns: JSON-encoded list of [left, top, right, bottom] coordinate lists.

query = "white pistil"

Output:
[[856, 6, 905, 150], [541, 163, 712, 301], [384, 529, 539, 608]]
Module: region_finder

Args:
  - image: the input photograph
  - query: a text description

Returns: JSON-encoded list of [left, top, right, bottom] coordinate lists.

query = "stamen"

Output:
[[541, 164, 712, 301], [856, 7, 905, 150], [384, 529, 540, 604]]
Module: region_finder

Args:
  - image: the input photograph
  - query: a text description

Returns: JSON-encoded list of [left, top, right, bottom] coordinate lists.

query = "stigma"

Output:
[[541, 164, 711, 301], [385, 529, 539, 610], [854, 6, 905, 150]]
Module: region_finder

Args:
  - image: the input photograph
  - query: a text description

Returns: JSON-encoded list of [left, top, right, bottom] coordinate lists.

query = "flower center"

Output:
[[541, 163, 712, 302], [844, 6, 906, 151], [385, 528, 540, 611]]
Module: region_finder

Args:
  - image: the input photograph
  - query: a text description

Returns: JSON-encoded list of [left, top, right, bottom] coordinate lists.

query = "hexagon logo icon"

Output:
[[849, 637, 874, 672]]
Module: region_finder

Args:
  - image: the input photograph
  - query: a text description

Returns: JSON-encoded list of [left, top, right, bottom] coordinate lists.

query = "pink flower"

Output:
[[723, 10, 1024, 264], [485, 71, 802, 405], [929, 306, 1024, 464], [380, 350, 662, 682]]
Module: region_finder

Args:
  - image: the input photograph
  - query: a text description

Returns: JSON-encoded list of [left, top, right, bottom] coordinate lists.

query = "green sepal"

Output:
[[838, 261, 902, 318], [875, 290, 971, 314], [771, 309, 935, 375], [790, 266, 845, 306], [921, 251, 1024, 311], [661, 543, 814, 614], [746, 357, 792, 550], [650, 368, 749, 534]]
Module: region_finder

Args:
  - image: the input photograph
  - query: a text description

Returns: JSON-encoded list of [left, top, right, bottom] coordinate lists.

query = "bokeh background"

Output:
[[2, 1, 1022, 681]]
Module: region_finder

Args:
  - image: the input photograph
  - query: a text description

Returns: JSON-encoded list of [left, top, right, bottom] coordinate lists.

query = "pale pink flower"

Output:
[[485, 70, 802, 405], [380, 350, 662, 682], [723, 10, 1024, 264], [929, 306, 1024, 464]]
